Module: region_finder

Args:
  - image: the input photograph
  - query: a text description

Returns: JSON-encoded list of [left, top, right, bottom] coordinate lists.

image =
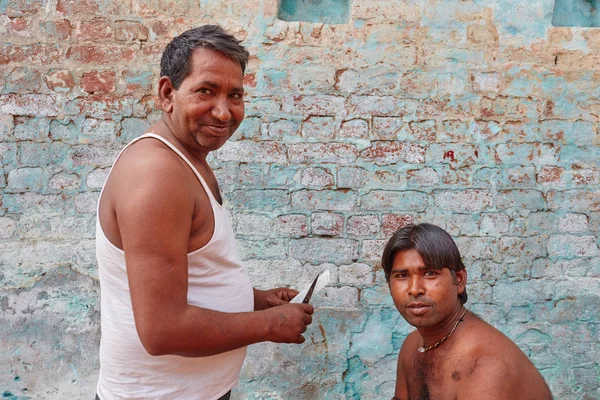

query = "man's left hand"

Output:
[[253, 287, 299, 310]]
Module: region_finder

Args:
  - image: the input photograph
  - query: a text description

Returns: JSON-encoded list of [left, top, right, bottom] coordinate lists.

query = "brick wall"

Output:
[[1, 0, 599, 398]]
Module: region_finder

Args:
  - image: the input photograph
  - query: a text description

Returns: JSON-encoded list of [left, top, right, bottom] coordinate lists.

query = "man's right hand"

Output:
[[263, 303, 314, 344]]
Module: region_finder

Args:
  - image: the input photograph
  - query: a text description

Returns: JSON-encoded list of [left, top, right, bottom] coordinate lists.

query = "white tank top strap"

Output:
[[102, 132, 221, 209]]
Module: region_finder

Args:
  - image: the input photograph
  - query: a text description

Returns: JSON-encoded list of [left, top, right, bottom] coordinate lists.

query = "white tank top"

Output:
[[96, 133, 254, 400]]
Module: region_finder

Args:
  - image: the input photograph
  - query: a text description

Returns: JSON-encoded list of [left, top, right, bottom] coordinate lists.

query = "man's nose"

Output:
[[211, 97, 232, 122], [407, 276, 425, 296]]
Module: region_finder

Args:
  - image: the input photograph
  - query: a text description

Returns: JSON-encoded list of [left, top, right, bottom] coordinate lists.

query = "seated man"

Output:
[[382, 223, 552, 400]]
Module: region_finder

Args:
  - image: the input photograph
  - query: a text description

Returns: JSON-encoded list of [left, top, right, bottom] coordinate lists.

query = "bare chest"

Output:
[[406, 351, 467, 400]]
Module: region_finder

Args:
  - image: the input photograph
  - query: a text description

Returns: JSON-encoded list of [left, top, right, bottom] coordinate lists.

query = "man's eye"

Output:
[[198, 88, 211, 94], [231, 93, 243, 100], [424, 271, 437, 277]]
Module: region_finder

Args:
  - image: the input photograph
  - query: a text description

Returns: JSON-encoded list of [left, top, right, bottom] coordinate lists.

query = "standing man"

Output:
[[382, 223, 553, 400], [95, 25, 314, 400]]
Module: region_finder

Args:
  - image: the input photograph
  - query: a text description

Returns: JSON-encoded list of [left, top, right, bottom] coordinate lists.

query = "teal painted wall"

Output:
[[1, 0, 599, 398]]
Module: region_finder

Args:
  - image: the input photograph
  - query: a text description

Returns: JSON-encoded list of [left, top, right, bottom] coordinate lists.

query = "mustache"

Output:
[[405, 297, 433, 307]]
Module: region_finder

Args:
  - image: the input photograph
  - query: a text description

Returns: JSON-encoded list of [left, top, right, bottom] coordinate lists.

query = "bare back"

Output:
[[396, 312, 552, 400]]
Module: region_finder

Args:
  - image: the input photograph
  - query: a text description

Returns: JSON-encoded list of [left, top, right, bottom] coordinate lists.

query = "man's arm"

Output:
[[393, 332, 417, 400], [112, 148, 313, 357], [457, 356, 515, 400]]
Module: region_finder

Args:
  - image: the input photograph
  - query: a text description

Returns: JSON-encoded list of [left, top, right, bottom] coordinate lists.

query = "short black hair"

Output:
[[382, 223, 468, 305], [160, 24, 249, 89]]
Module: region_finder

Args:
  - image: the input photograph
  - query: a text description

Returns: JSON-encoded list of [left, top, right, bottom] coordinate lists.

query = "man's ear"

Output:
[[158, 76, 175, 113], [455, 269, 467, 294]]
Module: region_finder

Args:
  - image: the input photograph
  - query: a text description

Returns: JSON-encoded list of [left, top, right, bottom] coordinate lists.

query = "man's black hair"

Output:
[[382, 223, 468, 305], [160, 24, 249, 89]]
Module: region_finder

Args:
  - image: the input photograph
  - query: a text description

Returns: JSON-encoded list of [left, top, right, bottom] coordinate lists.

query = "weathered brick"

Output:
[[290, 238, 358, 262], [300, 167, 334, 188], [49, 172, 80, 191], [433, 189, 492, 212], [361, 239, 387, 261], [481, 96, 536, 119], [44, 69, 76, 92], [80, 118, 118, 143], [115, 20, 148, 42], [0, 43, 62, 65], [123, 70, 153, 94], [2, 192, 71, 214], [362, 190, 427, 211], [568, 166, 600, 186], [74, 191, 99, 214], [316, 286, 359, 308], [70, 143, 122, 168], [0, 216, 17, 239], [337, 166, 368, 189], [288, 142, 358, 165], [537, 165, 564, 185], [455, 236, 498, 261], [337, 119, 369, 139], [57, 0, 129, 15], [427, 143, 480, 166], [1, 0, 43, 16], [81, 70, 116, 94], [67, 45, 135, 64], [499, 236, 547, 258], [0, 94, 59, 117], [282, 94, 346, 116], [338, 263, 374, 285], [336, 66, 399, 94], [39, 19, 72, 41], [75, 17, 112, 41], [7, 167, 44, 192], [67, 94, 133, 119], [348, 95, 398, 116], [360, 141, 425, 165], [19, 142, 69, 166], [480, 213, 510, 235], [266, 119, 300, 140], [216, 141, 287, 164], [557, 213, 588, 233], [548, 235, 600, 258], [292, 190, 357, 211], [235, 213, 273, 236], [494, 143, 559, 165], [504, 166, 536, 186], [470, 72, 501, 93], [229, 190, 289, 212], [406, 167, 439, 188], [85, 168, 109, 189], [548, 189, 600, 212], [4, 67, 42, 93], [289, 65, 335, 93], [0, 114, 14, 141], [539, 120, 595, 145], [273, 214, 308, 238], [311, 212, 344, 236], [372, 117, 403, 140], [446, 214, 479, 236], [560, 145, 600, 166], [118, 117, 150, 143], [13, 116, 50, 141], [237, 238, 288, 260], [527, 212, 557, 234], [496, 189, 545, 211], [302, 116, 337, 141], [346, 215, 379, 237], [381, 214, 413, 237]]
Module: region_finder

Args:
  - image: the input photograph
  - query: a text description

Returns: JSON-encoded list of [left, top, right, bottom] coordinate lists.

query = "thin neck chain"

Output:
[[418, 308, 467, 353]]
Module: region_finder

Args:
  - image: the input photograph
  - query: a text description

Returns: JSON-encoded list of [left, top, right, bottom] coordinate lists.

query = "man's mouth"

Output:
[[406, 302, 431, 315]]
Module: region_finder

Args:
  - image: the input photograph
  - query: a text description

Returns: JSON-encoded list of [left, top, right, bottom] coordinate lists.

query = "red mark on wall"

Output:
[[443, 150, 455, 162]]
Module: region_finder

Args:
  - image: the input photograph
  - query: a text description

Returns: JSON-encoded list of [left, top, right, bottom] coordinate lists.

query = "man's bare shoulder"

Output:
[[455, 315, 552, 400]]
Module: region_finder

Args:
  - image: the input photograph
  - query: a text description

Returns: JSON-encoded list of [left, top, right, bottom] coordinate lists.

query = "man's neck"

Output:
[[417, 305, 466, 350]]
